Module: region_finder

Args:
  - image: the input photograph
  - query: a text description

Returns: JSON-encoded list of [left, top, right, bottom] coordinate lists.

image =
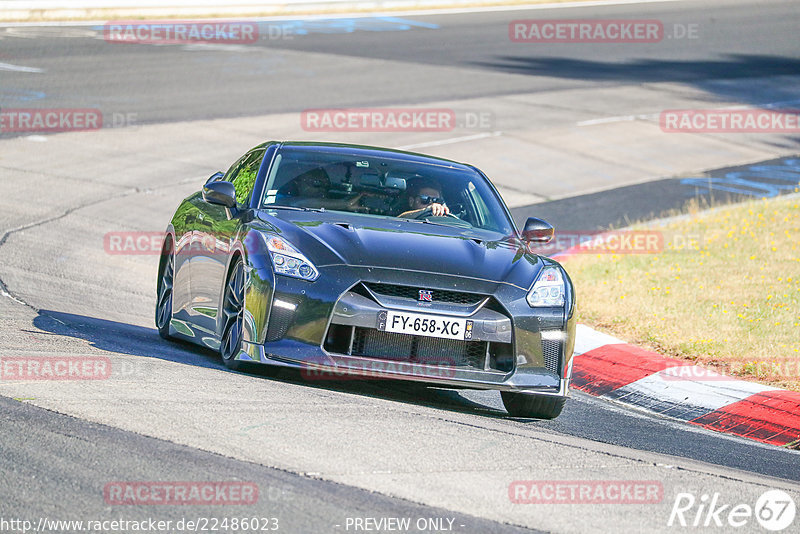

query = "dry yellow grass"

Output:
[[564, 193, 800, 391]]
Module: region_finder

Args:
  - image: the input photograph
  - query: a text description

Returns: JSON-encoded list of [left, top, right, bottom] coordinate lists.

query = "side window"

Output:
[[223, 155, 247, 183], [229, 149, 265, 206], [466, 182, 493, 230]]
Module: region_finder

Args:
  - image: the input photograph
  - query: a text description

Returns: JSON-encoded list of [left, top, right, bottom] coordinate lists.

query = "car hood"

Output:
[[257, 210, 542, 287]]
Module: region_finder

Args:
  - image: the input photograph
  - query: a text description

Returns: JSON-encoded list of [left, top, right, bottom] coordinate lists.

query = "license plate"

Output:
[[377, 310, 473, 340]]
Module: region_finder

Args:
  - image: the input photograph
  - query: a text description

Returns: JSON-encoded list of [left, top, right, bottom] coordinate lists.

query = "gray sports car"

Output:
[[156, 141, 576, 418]]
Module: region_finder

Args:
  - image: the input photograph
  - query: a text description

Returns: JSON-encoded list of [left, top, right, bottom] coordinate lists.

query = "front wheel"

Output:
[[220, 257, 246, 371], [501, 392, 566, 419], [155, 239, 174, 340]]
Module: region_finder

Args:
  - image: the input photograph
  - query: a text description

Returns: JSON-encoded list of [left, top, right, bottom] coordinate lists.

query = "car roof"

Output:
[[276, 141, 473, 170]]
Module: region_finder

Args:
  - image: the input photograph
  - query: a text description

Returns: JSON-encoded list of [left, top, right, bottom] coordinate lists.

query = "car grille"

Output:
[[542, 338, 561, 375], [266, 296, 299, 341], [350, 327, 488, 369], [363, 282, 485, 306]]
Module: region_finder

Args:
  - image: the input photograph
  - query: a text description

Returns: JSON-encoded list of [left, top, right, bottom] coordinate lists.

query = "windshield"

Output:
[[260, 146, 515, 235]]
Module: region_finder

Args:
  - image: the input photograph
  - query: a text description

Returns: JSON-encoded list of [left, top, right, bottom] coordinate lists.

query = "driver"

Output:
[[398, 178, 450, 218]]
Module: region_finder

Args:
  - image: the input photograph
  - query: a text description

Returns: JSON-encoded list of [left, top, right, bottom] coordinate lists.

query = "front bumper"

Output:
[[239, 264, 576, 396]]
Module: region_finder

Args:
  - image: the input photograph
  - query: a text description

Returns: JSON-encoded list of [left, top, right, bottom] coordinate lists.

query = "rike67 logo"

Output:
[[668, 489, 796, 531]]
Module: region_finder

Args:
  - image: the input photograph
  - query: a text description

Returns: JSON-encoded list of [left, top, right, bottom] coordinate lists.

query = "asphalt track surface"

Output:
[[2, 0, 800, 533], [2, 0, 800, 125]]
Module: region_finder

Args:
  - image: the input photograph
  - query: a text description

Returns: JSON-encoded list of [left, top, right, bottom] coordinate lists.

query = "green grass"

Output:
[[564, 193, 800, 390]]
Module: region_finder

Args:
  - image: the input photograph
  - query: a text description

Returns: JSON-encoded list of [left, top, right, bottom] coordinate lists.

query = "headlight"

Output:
[[526, 265, 565, 307], [264, 235, 319, 281]]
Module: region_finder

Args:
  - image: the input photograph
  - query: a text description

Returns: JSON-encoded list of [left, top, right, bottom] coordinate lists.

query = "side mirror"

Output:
[[522, 217, 554, 244], [206, 171, 224, 184], [203, 180, 237, 208]]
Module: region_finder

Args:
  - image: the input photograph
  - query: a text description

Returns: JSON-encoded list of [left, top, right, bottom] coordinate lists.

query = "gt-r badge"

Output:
[[419, 289, 433, 302]]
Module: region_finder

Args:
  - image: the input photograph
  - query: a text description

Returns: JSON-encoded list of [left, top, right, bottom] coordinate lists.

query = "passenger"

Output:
[[278, 168, 364, 210]]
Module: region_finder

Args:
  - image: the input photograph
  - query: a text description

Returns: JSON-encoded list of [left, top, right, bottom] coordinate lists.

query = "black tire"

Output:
[[219, 257, 280, 377], [220, 257, 247, 371], [155, 238, 175, 340], [501, 392, 566, 419]]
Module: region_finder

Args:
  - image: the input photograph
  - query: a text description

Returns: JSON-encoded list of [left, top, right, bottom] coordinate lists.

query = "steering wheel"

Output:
[[414, 206, 460, 220]]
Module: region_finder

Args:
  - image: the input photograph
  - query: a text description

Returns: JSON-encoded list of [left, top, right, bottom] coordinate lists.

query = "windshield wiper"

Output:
[[396, 217, 462, 228], [419, 218, 473, 229], [266, 205, 326, 213], [418, 219, 451, 227]]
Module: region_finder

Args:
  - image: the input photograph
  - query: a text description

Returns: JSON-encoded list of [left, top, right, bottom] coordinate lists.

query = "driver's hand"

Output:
[[430, 203, 450, 217]]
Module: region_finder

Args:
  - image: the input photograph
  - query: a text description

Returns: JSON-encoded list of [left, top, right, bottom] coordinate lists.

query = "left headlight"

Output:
[[526, 265, 565, 307], [264, 235, 319, 281]]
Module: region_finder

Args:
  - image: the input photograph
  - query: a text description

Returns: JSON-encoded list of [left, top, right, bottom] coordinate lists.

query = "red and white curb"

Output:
[[572, 324, 800, 448]]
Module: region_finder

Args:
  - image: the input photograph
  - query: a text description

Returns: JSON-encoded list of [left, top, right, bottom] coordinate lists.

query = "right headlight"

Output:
[[526, 265, 565, 307], [263, 234, 319, 281]]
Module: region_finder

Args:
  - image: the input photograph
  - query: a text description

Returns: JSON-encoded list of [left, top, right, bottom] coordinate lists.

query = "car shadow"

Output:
[[472, 54, 800, 107], [32, 309, 223, 370], [32, 309, 513, 419], [477, 53, 800, 81]]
